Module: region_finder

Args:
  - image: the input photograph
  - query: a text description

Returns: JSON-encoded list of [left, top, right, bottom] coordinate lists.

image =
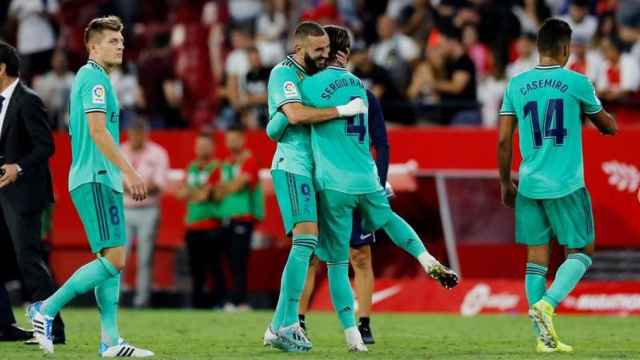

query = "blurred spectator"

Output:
[[433, 26, 479, 125], [407, 44, 446, 104], [255, 0, 287, 67], [372, 15, 420, 92], [349, 1, 388, 46], [567, 35, 603, 81], [478, 67, 507, 128], [221, 26, 255, 128], [32, 49, 73, 130], [386, 0, 414, 19], [121, 118, 169, 308], [617, 1, 640, 61], [237, 47, 270, 129], [110, 63, 143, 129], [507, 33, 538, 78], [512, 0, 551, 34], [592, 11, 618, 48], [595, 36, 640, 102], [137, 33, 184, 128], [397, 0, 434, 44], [462, 23, 492, 80], [350, 42, 397, 105], [217, 123, 264, 311], [177, 133, 226, 309], [7, 0, 59, 83], [224, 25, 253, 102], [228, 0, 263, 25], [561, 0, 597, 41]]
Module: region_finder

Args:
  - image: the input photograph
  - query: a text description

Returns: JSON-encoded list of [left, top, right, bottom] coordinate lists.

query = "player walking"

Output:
[[28, 16, 153, 357], [498, 18, 616, 353]]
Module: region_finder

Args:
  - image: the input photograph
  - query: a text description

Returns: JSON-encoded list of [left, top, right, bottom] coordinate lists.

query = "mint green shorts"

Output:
[[316, 189, 392, 262], [515, 188, 594, 249], [70, 183, 126, 253], [271, 170, 317, 234]]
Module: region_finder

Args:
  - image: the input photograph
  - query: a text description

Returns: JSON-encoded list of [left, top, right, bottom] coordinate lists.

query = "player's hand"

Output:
[[336, 51, 348, 67], [0, 164, 19, 188], [336, 98, 368, 117], [500, 181, 517, 208], [124, 169, 147, 202]]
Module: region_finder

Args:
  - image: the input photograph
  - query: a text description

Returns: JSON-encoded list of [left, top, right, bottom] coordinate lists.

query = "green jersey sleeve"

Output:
[[575, 76, 603, 115], [499, 84, 515, 115], [268, 66, 302, 109], [81, 71, 109, 113]]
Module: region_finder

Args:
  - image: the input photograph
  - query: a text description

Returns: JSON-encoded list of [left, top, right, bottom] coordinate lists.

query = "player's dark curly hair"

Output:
[[537, 18, 572, 56], [324, 25, 351, 62]]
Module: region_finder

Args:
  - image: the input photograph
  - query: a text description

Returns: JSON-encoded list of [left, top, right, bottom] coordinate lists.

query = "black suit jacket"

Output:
[[0, 81, 54, 213]]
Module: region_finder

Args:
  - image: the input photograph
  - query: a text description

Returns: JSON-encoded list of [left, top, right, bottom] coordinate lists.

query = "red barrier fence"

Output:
[[47, 128, 640, 287]]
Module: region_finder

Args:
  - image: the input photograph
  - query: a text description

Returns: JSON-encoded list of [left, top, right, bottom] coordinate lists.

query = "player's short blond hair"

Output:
[[84, 16, 123, 47]]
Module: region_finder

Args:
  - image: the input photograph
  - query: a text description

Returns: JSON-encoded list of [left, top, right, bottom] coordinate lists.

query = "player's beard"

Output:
[[304, 52, 327, 75]]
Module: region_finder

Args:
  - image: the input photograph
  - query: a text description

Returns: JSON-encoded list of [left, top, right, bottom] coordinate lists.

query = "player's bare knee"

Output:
[[292, 222, 318, 236], [568, 244, 594, 258], [526, 245, 550, 267], [350, 248, 371, 270], [102, 247, 126, 271]]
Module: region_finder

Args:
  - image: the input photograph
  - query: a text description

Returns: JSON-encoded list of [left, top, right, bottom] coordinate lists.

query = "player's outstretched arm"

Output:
[[87, 112, 147, 201], [281, 98, 367, 125], [497, 114, 517, 208], [587, 110, 617, 135]]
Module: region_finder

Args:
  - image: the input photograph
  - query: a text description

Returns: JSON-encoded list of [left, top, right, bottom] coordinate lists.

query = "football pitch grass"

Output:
[[3, 309, 638, 359]]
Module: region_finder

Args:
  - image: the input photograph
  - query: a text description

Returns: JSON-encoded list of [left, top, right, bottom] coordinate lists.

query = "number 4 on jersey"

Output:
[[523, 99, 567, 147], [346, 96, 366, 143]]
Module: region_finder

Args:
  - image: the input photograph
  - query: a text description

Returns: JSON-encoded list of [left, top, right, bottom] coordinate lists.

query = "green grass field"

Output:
[[2, 309, 638, 359]]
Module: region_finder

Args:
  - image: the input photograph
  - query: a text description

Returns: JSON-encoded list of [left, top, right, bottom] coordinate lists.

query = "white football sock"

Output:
[[418, 251, 438, 272]]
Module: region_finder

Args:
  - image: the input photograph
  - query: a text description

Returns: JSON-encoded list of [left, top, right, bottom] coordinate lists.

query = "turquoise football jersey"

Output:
[[301, 66, 382, 194], [68, 60, 122, 193], [267, 55, 313, 177], [500, 65, 602, 199]]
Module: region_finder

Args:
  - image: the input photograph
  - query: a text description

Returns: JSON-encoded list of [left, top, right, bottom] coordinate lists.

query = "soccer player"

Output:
[[28, 16, 153, 357], [498, 18, 616, 353], [263, 21, 368, 352], [298, 39, 391, 344], [300, 25, 459, 352]]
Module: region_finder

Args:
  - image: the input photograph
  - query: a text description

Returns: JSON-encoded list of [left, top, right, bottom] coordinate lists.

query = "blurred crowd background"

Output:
[[1, 0, 639, 131]]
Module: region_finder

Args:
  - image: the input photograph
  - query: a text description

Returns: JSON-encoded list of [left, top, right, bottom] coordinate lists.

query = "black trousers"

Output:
[[185, 228, 226, 308], [0, 200, 64, 336], [222, 220, 253, 305]]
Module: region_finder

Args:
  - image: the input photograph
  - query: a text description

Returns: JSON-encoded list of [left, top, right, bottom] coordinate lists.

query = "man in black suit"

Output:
[[0, 42, 65, 343]]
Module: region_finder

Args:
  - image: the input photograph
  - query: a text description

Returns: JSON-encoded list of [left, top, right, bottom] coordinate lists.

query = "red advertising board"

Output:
[[310, 278, 640, 315], [49, 128, 640, 249], [46, 128, 640, 286]]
